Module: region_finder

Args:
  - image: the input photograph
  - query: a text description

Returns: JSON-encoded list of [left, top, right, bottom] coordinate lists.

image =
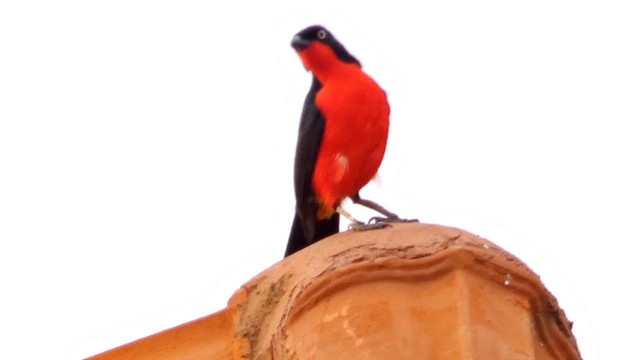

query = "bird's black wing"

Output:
[[285, 77, 339, 257]]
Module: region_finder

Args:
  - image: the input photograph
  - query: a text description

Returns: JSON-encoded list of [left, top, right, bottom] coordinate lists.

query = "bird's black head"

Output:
[[291, 25, 360, 66]]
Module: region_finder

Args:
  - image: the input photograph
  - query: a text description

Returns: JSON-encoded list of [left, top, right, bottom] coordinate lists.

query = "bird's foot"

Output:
[[348, 220, 390, 232], [367, 215, 419, 225]]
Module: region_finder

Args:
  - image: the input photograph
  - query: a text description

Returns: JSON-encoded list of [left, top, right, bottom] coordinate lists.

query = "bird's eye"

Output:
[[317, 29, 327, 40]]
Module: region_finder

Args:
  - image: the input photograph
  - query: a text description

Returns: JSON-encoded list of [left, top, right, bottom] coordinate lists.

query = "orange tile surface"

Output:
[[88, 223, 581, 359], [88, 309, 233, 360]]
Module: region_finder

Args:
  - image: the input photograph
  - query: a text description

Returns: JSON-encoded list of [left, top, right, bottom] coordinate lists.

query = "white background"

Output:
[[1, 1, 638, 359]]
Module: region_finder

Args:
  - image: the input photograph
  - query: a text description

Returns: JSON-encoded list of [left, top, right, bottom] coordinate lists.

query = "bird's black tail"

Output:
[[285, 212, 339, 257]]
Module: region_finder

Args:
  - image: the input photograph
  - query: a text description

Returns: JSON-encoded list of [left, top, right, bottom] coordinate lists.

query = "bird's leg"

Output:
[[336, 206, 389, 232], [351, 194, 399, 219], [350, 193, 418, 225]]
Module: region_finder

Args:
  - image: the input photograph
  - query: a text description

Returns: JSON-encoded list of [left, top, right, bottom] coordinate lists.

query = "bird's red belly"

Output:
[[312, 76, 389, 216]]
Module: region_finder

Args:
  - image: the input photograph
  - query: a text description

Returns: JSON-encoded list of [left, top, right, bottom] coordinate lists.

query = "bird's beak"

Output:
[[291, 35, 311, 51]]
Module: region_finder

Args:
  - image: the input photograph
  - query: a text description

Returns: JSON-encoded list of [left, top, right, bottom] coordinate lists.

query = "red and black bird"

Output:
[[285, 25, 403, 257]]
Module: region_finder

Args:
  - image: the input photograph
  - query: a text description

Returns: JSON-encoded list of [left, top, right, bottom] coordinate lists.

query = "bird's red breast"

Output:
[[297, 41, 390, 218]]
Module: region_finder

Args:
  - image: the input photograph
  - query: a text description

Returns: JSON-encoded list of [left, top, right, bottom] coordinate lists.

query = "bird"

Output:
[[285, 25, 407, 257]]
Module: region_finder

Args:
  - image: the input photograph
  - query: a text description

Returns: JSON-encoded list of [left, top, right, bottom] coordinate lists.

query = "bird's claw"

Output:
[[368, 216, 419, 225], [368, 216, 394, 225], [348, 220, 389, 232]]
